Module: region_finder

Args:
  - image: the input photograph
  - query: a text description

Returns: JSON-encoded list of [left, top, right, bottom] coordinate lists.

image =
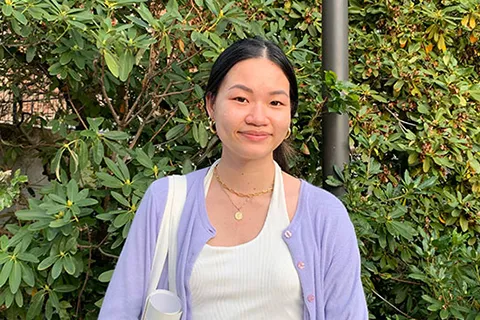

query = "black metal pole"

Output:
[[322, 0, 350, 196]]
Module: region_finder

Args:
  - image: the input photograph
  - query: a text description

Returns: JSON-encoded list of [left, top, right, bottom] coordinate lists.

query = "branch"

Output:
[[66, 93, 87, 130], [128, 82, 178, 149], [151, 87, 195, 99], [371, 289, 415, 319], [122, 39, 163, 126], [384, 105, 417, 133], [150, 50, 201, 79], [99, 57, 121, 126], [148, 109, 176, 143], [98, 247, 119, 259]]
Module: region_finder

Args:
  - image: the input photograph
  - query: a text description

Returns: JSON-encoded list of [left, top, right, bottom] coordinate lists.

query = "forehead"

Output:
[[220, 58, 290, 91]]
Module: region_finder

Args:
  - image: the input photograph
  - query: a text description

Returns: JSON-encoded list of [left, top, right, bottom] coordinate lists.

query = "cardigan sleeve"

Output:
[[323, 200, 368, 319], [98, 178, 169, 320]]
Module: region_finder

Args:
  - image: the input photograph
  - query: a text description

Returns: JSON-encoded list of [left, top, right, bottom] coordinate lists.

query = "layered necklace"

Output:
[[213, 166, 274, 221]]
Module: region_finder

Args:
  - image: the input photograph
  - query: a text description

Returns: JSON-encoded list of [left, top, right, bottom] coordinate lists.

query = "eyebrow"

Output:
[[228, 84, 289, 97]]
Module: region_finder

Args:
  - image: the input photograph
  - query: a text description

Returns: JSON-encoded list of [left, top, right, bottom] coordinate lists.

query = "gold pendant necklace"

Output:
[[223, 189, 252, 221], [213, 166, 273, 221]]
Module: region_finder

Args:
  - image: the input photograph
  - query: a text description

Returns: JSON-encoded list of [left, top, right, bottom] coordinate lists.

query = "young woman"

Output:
[[99, 37, 368, 320]]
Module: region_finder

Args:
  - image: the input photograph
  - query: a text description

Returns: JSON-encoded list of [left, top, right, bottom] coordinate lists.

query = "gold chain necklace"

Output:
[[213, 167, 274, 198], [213, 166, 274, 221]]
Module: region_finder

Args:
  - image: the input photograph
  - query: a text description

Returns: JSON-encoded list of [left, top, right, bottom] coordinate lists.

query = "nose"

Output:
[[245, 101, 268, 126]]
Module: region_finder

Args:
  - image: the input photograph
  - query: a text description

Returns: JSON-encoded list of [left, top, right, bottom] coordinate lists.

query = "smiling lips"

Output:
[[238, 130, 272, 141]]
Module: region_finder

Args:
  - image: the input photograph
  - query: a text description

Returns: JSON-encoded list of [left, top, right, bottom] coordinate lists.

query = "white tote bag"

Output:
[[141, 175, 187, 320]]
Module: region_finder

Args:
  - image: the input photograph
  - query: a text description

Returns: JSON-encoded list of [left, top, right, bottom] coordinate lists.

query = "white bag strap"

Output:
[[168, 175, 187, 294], [145, 175, 187, 297]]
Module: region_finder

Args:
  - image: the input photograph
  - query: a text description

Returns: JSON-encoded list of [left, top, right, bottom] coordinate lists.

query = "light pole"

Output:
[[322, 0, 350, 196]]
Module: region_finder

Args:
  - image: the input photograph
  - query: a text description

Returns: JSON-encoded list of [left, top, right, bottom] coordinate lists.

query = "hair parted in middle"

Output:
[[204, 37, 298, 171]]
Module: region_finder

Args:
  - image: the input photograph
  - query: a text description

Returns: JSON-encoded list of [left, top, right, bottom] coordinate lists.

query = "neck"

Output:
[[215, 152, 275, 195]]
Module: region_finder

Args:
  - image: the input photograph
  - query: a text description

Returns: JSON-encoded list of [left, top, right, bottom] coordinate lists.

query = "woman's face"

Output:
[[206, 58, 291, 162]]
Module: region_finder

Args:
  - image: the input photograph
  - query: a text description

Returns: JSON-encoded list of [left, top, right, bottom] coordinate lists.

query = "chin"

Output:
[[229, 147, 276, 162]]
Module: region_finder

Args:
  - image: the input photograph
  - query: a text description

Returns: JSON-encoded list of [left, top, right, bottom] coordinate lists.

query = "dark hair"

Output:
[[204, 37, 298, 172]]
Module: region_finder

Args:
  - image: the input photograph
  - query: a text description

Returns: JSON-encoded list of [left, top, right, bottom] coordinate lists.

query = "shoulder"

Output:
[[147, 167, 208, 193], [298, 181, 352, 229]]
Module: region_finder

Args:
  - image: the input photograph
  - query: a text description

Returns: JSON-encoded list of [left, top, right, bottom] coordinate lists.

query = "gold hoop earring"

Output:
[[284, 128, 291, 140], [209, 119, 216, 134]]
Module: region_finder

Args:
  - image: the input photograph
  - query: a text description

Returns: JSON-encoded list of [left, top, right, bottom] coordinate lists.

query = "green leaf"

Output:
[[117, 159, 130, 181], [136, 149, 154, 168], [38, 256, 58, 271], [63, 255, 75, 275], [27, 292, 45, 320], [49, 219, 69, 228], [198, 122, 208, 148], [104, 50, 119, 77], [96, 213, 115, 221], [178, 101, 189, 118], [51, 148, 65, 181], [97, 172, 124, 188], [104, 158, 125, 181], [75, 198, 98, 207], [440, 309, 449, 319], [118, 50, 134, 82], [49, 193, 66, 204], [21, 263, 35, 287], [111, 191, 130, 207], [393, 79, 405, 92], [166, 124, 185, 140], [95, 297, 104, 308], [459, 216, 469, 232], [205, 0, 219, 15], [9, 261, 22, 294], [78, 140, 88, 170], [14, 289, 23, 307], [26, 47, 36, 63], [17, 252, 39, 263], [387, 221, 418, 240], [103, 131, 129, 140], [98, 269, 114, 283], [418, 176, 437, 190], [2, 4, 13, 16], [51, 258, 63, 279], [192, 122, 199, 142], [0, 260, 13, 287], [12, 10, 28, 25], [0, 235, 8, 250], [66, 179, 79, 202], [469, 89, 480, 102], [49, 291, 60, 310], [87, 117, 104, 130], [371, 94, 387, 103], [113, 213, 130, 228], [194, 84, 204, 99], [16, 208, 47, 220], [53, 284, 77, 293], [0, 253, 10, 264], [4, 289, 13, 308]]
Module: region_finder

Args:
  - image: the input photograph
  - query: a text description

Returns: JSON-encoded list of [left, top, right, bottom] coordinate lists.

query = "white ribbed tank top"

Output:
[[189, 161, 303, 319]]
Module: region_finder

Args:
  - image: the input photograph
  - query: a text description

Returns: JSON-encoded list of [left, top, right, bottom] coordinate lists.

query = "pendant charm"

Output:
[[234, 211, 243, 221]]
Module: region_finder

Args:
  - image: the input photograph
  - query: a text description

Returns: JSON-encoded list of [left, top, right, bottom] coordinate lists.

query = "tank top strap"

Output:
[[264, 161, 291, 230]]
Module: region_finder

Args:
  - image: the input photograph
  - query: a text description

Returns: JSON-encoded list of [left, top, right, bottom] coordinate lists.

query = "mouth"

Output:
[[238, 130, 272, 141]]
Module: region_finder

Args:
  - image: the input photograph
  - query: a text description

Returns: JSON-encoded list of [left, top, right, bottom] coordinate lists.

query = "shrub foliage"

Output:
[[0, 0, 479, 319]]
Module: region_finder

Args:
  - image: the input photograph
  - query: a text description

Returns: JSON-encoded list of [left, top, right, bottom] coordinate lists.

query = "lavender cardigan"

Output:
[[99, 167, 368, 320]]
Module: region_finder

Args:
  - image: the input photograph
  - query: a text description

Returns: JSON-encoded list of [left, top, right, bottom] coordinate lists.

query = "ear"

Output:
[[205, 92, 215, 120]]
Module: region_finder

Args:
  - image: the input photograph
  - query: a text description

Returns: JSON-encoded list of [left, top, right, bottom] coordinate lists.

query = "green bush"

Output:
[[0, 0, 479, 319]]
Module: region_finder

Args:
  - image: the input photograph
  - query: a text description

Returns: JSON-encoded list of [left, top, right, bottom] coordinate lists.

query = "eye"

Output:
[[270, 100, 285, 107], [233, 97, 248, 103]]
